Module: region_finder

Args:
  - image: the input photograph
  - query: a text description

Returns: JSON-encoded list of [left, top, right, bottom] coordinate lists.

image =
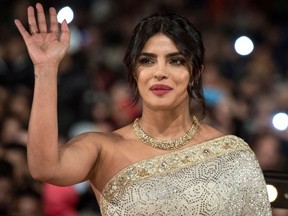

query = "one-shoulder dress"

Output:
[[99, 135, 272, 215]]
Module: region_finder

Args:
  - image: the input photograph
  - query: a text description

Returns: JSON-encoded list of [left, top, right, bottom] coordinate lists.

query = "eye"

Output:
[[138, 57, 155, 65], [169, 57, 186, 66]]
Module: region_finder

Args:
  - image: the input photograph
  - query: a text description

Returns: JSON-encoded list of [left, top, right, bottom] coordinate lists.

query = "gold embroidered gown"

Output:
[[99, 135, 272, 215]]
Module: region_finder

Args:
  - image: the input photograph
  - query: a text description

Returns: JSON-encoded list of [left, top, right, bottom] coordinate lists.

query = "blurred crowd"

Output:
[[0, 0, 288, 215]]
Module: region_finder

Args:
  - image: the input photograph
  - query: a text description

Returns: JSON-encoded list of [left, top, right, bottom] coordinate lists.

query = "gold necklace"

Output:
[[133, 116, 200, 150]]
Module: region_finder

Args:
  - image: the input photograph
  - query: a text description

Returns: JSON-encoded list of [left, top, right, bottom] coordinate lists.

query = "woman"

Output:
[[15, 3, 271, 215]]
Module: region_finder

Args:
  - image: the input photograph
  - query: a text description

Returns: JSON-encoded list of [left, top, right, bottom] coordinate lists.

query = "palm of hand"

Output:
[[27, 32, 69, 66], [14, 3, 70, 68]]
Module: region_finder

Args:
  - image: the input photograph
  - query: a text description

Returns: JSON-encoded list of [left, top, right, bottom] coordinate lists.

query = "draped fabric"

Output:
[[99, 135, 272, 215]]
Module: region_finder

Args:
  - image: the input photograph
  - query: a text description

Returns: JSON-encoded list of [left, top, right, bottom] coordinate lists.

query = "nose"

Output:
[[154, 63, 168, 80], [154, 73, 167, 80]]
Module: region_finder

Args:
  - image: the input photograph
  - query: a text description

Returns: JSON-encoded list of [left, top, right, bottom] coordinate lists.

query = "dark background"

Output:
[[0, 0, 288, 215]]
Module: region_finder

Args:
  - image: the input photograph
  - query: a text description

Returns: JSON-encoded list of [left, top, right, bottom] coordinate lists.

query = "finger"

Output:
[[36, 3, 47, 33], [14, 19, 31, 41], [49, 7, 58, 33], [27, 6, 39, 34], [60, 20, 70, 45]]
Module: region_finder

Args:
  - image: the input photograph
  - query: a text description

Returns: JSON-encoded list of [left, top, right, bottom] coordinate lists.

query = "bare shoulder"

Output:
[[194, 122, 226, 143]]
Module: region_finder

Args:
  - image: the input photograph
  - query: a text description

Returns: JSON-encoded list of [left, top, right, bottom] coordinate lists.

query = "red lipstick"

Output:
[[150, 84, 173, 96]]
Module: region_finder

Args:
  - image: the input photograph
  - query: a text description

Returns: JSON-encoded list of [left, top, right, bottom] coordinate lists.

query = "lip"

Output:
[[150, 84, 173, 96]]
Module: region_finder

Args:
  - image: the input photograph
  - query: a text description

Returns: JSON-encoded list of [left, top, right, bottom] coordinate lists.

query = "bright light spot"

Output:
[[272, 112, 288, 131], [234, 36, 254, 56], [266, 184, 278, 202], [69, 25, 82, 54], [57, 6, 74, 24]]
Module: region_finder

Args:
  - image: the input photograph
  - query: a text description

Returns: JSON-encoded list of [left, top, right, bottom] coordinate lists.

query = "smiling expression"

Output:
[[136, 33, 191, 110]]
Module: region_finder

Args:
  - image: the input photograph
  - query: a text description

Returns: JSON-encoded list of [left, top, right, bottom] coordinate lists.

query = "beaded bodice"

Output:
[[99, 135, 271, 215]]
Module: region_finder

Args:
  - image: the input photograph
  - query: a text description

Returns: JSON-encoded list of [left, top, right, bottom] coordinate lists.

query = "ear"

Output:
[[190, 64, 205, 86], [200, 65, 205, 74], [133, 73, 138, 81], [133, 67, 139, 81]]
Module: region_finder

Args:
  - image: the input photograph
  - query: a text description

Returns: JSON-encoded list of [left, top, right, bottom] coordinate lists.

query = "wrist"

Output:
[[34, 64, 59, 80], [34, 63, 59, 71]]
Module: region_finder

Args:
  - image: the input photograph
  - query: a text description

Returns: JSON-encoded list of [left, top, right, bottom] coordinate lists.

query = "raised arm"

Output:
[[14, 3, 99, 185]]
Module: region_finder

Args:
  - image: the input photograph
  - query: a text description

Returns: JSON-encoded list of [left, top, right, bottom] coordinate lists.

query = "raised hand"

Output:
[[14, 3, 70, 69]]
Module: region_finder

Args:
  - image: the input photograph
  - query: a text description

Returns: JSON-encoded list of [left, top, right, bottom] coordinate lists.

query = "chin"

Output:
[[146, 101, 178, 110]]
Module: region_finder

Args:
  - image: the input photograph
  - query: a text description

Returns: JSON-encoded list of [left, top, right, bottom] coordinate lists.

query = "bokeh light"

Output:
[[57, 6, 74, 24], [234, 36, 254, 56], [266, 184, 278, 202], [272, 112, 288, 131]]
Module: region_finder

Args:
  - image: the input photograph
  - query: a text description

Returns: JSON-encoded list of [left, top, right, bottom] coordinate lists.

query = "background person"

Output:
[[14, 3, 271, 215]]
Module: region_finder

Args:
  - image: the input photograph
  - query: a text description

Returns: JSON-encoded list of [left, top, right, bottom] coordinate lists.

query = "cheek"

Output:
[[135, 72, 146, 91], [136, 71, 154, 97], [175, 70, 190, 84], [178, 74, 190, 94], [137, 68, 152, 83]]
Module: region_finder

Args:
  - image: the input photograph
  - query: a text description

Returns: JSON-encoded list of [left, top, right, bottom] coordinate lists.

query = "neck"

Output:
[[139, 109, 193, 140], [133, 115, 199, 150]]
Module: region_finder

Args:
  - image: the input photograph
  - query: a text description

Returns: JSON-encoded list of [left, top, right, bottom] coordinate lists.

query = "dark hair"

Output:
[[123, 13, 206, 119]]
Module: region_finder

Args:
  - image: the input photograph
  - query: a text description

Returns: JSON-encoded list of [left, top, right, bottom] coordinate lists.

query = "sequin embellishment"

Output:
[[99, 135, 272, 216]]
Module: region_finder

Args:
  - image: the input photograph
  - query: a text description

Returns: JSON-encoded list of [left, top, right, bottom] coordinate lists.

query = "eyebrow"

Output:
[[139, 52, 184, 58]]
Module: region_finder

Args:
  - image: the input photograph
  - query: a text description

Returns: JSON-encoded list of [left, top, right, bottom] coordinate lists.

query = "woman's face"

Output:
[[136, 33, 191, 110]]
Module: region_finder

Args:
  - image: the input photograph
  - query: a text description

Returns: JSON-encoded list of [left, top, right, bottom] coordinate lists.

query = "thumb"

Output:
[[60, 20, 70, 45]]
